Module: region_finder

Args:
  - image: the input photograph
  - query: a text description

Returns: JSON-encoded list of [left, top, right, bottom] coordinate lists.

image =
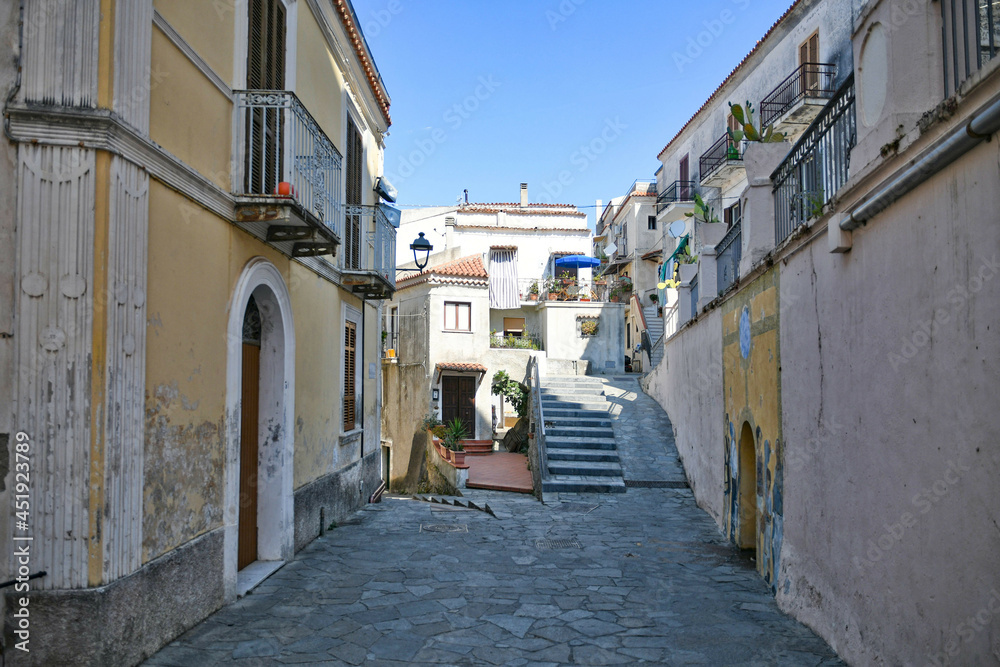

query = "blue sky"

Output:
[[352, 0, 796, 228]]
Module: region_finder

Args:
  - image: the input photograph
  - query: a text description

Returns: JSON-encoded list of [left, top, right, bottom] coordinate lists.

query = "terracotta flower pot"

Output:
[[276, 181, 294, 196], [453, 451, 465, 466]]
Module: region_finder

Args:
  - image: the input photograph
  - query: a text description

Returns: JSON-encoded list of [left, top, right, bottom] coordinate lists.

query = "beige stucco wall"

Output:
[[144, 182, 235, 562], [149, 28, 232, 186], [144, 178, 376, 560], [296, 6, 345, 152], [154, 0, 234, 86]]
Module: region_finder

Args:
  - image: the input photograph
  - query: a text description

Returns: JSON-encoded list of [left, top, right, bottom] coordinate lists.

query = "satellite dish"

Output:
[[604, 242, 618, 255], [667, 220, 686, 238]]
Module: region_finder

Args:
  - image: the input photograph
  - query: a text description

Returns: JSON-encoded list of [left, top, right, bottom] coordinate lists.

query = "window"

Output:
[[800, 31, 820, 91], [345, 117, 363, 270], [679, 154, 690, 197], [648, 215, 657, 231], [343, 320, 357, 431], [724, 202, 742, 228], [245, 0, 286, 194], [444, 302, 471, 331], [503, 317, 525, 337]]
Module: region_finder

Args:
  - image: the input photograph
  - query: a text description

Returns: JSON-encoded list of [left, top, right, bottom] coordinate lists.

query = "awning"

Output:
[[434, 362, 488, 384]]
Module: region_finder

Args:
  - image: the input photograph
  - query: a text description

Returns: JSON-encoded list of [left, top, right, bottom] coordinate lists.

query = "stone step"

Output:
[[541, 381, 605, 390], [547, 460, 622, 477], [543, 408, 611, 420], [546, 448, 620, 463], [545, 425, 615, 439], [542, 476, 627, 494], [541, 398, 608, 410], [543, 416, 613, 428], [540, 386, 605, 396], [546, 435, 617, 450]]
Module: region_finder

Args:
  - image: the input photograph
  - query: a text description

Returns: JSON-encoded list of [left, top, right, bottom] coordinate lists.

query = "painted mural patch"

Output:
[[739, 306, 752, 359]]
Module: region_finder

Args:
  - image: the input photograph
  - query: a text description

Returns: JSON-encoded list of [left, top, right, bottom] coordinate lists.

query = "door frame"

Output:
[[224, 258, 296, 601]]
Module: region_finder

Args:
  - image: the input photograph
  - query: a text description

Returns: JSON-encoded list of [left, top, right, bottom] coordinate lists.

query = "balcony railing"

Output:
[[234, 90, 342, 236], [772, 74, 856, 245], [760, 63, 838, 128], [943, 0, 1000, 96], [700, 133, 744, 183], [656, 180, 697, 213], [516, 277, 631, 303], [342, 203, 397, 290], [716, 220, 742, 295], [490, 332, 542, 351]]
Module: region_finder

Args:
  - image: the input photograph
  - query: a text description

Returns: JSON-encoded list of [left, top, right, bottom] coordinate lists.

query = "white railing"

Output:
[[663, 304, 679, 339], [342, 204, 397, 288], [234, 90, 343, 238]]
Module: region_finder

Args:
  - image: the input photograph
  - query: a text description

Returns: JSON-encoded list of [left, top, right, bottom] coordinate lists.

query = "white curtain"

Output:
[[489, 249, 520, 309]]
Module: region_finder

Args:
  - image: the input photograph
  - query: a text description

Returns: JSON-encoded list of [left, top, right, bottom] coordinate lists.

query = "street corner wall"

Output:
[[721, 266, 783, 588], [641, 308, 725, 523], [143, 182, 233, 563]]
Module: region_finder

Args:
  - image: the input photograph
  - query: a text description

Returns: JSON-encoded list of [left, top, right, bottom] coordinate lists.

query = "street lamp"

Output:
[[409, 232, 433, 270]]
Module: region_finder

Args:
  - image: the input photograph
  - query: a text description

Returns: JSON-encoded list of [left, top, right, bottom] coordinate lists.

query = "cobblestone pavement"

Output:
[[146, 377, 843, 666]]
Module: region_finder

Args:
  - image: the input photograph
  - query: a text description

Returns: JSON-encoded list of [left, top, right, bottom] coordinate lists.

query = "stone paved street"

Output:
[[145, 378, 843, 666]]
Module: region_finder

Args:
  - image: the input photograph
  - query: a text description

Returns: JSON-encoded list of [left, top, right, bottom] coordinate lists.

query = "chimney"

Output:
[[520, 183, 528, 207]]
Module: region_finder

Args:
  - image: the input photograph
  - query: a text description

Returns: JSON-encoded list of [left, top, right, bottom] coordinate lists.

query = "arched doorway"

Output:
[[224, 259, 295, 599], [737, 422, 758, 549]]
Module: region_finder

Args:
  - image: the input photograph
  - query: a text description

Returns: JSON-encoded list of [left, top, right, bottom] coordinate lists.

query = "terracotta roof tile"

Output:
[[656, 0, 802, 160], [396, 254, 488, 287], [436, 362, 487, 373]]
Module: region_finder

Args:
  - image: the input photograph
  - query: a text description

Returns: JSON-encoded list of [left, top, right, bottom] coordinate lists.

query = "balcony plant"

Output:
[[684, 193, 720, 224], [528, 281, 539, 300], [727, 101, 786, 144]]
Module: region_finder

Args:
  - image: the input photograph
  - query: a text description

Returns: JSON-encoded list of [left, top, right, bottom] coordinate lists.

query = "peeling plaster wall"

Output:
[[143, 182, 234, 561]]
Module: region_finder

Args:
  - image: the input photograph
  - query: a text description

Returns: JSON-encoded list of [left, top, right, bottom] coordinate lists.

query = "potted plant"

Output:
[[443, 417, 468, 464], [580, 319, 599, 336], [528, 281, 539, 301], [649, 293, 659, 305], [558, 271, 575, 286]]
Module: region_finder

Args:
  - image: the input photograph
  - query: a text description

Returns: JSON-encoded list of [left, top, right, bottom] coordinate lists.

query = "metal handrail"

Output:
[[528, 356, 548, 485], [656, 180, 697, 213], [760, 62, 837, 127], [234, 90, 343, 237], [689, 273, 699, 321], [700, 133, 744, 182]]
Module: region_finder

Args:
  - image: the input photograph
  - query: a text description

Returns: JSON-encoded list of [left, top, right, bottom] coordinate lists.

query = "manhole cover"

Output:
[[420, 524, 468, 533], [535, 538, 581, 549], [625, 480, 688, 489]]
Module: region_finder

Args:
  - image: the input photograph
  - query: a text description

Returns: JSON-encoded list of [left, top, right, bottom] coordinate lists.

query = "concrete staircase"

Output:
[[540, 376, 625, 494], [644, 304, 665, 370]]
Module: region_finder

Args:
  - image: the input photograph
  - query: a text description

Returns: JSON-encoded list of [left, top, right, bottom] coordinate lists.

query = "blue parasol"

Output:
[[555, 255, 601, 268]]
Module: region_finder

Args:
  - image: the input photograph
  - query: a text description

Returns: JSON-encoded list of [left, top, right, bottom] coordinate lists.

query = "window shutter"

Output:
[[344, 321, 357, 431], [246, 0, 285, 90], [345, 118, 364, 269]]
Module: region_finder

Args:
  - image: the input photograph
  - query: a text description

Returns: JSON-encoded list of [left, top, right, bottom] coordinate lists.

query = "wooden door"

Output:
[[238, 342, 260, 570], [679, 154, 690, 198], [442, 376, 476, 438]]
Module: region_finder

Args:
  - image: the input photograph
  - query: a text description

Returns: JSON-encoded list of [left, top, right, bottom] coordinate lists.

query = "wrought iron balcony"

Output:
[[340, 203, 398, 299], [773, 75, 856, 245], [700, 133, 745, 186], [942, 0, 1000, 97], [233, 90, 342, 258], [716, 220, 742, 296], [760, 63, 837, 130], [656, 180, 697, 214]]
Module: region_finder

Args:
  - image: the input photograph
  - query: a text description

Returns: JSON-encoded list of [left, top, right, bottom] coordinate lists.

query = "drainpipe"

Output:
[[841, 95, 1000, 230]]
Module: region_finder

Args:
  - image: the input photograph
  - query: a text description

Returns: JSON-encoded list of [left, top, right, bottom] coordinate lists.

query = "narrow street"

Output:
[[145, 378, 841, 666]]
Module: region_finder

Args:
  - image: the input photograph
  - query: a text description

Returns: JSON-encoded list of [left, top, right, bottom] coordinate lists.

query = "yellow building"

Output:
[[1, 1, 396, 662]]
